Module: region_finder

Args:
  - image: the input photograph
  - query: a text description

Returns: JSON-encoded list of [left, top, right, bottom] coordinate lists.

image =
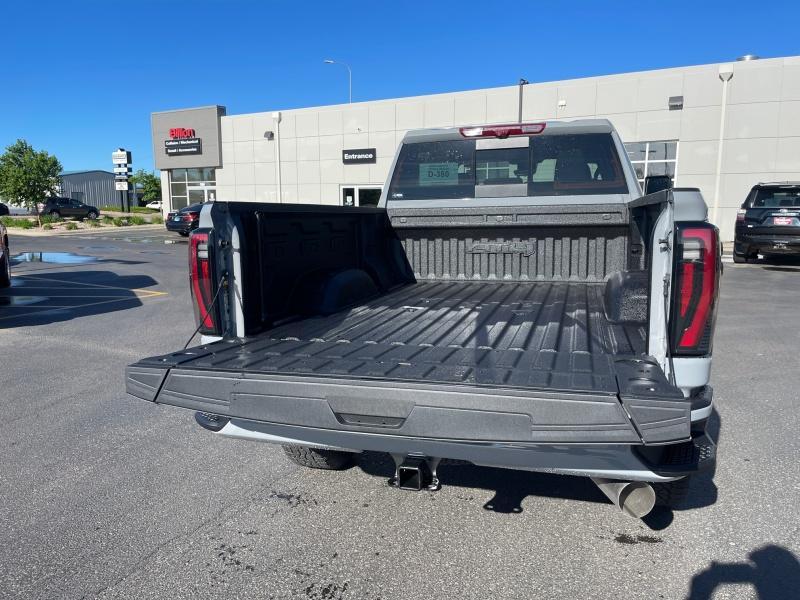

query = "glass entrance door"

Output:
[[187, 186, 217, 205], [341, 185, 381, 207]]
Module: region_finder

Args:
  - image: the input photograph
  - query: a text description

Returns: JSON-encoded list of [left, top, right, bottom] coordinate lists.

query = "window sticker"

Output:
[[419, 162, 459, 185]]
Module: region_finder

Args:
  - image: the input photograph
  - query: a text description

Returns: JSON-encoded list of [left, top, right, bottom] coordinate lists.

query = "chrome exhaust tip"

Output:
[[591, 478, 656, 519]]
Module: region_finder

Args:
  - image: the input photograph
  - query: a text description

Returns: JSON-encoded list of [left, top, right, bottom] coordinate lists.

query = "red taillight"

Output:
[[736, 208, 746, 222], [670, 224, 720, 355], [189, 231, 219, 334], [459, 122, 546, 138]]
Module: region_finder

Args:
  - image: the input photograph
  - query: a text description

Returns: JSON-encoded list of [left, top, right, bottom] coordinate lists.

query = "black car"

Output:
[[734, 182, 800, 263], [165, 203, 204, 236], [0, 203, 9, 216], [41, 197, 99, 220]]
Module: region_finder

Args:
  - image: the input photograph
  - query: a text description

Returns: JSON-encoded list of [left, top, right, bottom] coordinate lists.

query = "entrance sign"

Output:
[[342, 148, 376, 164]]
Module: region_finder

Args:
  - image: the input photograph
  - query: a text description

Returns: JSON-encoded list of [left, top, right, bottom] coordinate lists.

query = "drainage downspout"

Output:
[[273, 111, 282, 202], [711, 65, 734, 226]]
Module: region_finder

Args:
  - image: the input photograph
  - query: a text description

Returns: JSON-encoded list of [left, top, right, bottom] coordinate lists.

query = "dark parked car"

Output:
[[0, 203, 9, 216], [0, 219, 10, 288], [734, 182, 800, 263], [165, 203, 204, 236], [41, 197, 99, 220]]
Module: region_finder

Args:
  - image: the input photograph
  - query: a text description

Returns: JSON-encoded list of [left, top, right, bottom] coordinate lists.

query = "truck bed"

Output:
[[127, 279, 694, 447], [175, 279, 646, 392]]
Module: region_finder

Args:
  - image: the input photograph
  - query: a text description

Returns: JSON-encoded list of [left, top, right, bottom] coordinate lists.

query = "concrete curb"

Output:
[[7, 224, 165, 237]]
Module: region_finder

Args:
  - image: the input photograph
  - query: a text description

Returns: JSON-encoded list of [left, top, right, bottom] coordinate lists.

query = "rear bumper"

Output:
[[165, 220, 196, 233], [735, 233, 800, 255], [206, 416, 715, 482]]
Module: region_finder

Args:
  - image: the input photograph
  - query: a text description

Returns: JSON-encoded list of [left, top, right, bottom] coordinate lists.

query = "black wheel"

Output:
[[733, 252, 746, 263], [282, 445, 354, 470], [49, 210, 60, 217], [178, 231, 189, 237], [87, 211, 98, 220], [0, 239, 10, 288], [652, 477, 691, 508]]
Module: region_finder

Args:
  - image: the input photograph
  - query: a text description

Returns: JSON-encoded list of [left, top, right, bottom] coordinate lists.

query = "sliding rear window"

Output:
[[388, 133, 628, 200]]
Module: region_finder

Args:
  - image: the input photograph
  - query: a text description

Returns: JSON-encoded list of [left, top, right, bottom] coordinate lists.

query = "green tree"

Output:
[[130, 169, 161, 204], [0, 139, 62, 226]]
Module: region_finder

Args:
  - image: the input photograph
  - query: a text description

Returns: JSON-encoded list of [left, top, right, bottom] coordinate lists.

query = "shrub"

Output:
[[112, 217, 129, 227], [1, 217, 35, 229], [42, 223, 53, 230], [40, 214, 63, 225], [151, 214, 164, 224], [129, 215, 147, 225], [86, 219, 101, 227], [64, 221, 78, 230], [101, 215, 114, 225]]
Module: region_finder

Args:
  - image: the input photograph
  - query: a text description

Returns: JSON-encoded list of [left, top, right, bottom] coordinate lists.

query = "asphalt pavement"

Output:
[[0, 228, 798, 600]]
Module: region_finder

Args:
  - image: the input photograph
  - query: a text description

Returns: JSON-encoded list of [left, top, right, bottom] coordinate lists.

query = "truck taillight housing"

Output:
[[189, 230, 220, 335], [670, 223, 720, 356], [736, 208, 746, 222]]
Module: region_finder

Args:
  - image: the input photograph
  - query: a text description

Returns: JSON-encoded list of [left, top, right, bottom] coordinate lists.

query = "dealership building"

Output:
[[151, 54, 800, 240]]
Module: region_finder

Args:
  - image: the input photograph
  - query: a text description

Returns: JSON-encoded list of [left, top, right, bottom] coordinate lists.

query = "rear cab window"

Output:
[[750, 188, 800, 208], [388, 133, 628, 201]]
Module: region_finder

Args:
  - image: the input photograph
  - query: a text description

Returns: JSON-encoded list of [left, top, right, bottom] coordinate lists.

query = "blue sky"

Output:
[[2, 0, 797, 172]]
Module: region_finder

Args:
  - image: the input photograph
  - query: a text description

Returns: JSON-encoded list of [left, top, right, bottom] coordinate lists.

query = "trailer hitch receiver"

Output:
[[389, 456, 441, 491]]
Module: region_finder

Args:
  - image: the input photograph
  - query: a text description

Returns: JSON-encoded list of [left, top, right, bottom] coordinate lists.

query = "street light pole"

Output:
[[324, 59, 352, 103], [518, 78, 529, 123]]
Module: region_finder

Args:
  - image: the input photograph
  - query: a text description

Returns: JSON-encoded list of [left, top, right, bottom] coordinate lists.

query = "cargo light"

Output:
[[189, 231, 219, 334], [459, 123, 546, 139], [670, 224, 720, 355]]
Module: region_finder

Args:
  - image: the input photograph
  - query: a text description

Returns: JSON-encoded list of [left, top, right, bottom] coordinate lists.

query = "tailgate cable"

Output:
[[663, 274, 676, 387], [183, 273, 228, 350]]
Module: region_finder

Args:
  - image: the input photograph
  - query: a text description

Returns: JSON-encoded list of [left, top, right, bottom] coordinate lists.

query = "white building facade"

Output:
[[152, 55, 800, 240]]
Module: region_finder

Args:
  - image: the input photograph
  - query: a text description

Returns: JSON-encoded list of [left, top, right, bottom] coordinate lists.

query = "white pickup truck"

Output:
[[127, 119, 721, 518]]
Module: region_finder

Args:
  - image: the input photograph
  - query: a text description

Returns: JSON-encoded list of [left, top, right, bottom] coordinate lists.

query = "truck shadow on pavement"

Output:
[[355, 407, 721, 529], [686, 545, 800, 600], [0, 270, 160, 328]]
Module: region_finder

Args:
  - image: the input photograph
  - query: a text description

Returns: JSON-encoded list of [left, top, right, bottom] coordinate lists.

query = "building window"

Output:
[[624, 141, 678, 189], [169, 168, 216, 209]]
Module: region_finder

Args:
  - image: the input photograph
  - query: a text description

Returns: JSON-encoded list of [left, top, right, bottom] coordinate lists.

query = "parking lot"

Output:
[[1, 228, 798, 600]]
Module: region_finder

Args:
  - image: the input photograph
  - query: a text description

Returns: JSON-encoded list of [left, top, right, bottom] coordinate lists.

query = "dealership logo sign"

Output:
[[169, 127, 196, 139]]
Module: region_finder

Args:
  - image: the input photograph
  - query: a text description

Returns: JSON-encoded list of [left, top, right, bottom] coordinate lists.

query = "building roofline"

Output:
[[151, 105, 226, 116], [60, 170, 114, 176]]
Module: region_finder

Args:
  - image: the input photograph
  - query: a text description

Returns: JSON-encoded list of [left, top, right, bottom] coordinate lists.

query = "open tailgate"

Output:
[[126, 338, 690, 446]]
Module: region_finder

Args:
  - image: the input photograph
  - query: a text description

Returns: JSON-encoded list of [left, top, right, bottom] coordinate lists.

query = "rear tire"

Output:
[[652, 477, 691, 508], [733, 252, 746, 264], [282, 445, 354, 470], [87, 211, 98, 220], [49, 210, 60, 217]]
